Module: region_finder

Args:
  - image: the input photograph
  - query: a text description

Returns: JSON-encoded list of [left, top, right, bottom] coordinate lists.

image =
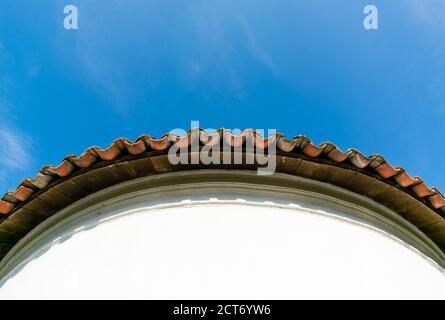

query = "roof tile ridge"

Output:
[[1, 130, 444, 214]]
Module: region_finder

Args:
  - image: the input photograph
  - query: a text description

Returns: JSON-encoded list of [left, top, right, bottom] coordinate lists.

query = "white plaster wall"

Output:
[[0, 199, 444, 299]]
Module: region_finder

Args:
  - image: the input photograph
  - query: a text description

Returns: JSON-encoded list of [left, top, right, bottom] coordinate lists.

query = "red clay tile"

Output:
[[375, 162, 399, 179], [393, 168, 421, 187], [201, 131, 221, 146], [145, 135, 171, 151], [67, 151, 96, 168], [124, 139, 147, 155], [302, 143, 324, 157], [277, 136, 298, 152], [44, 160, 75, 177], [347, 149, 372, 168], [412, 182, 436, 198], [11, 186, 34, 202], [0, 200, 14, 215], [1, 129, 444, 218], [428, 193, 445, 209], [93, 142, 122, 161], [223, 131, 245, 147], [324, 144, 349, 162]]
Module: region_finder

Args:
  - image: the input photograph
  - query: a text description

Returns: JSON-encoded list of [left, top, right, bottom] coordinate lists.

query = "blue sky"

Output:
[[0, 0, 444, 192]]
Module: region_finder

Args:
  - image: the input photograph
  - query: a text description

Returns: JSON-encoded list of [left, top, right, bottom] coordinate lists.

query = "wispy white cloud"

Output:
[[0, 126, 34, 190], [0, 42, 35, 190], [0, 127, 31, 170], [407, 0, 445, 28], [62, 2, 267, 113], [238, 15, 277, 76], [405, 1, 445, 115]]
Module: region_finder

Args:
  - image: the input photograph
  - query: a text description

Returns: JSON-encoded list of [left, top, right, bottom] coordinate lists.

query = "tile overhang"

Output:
[[0, 128, 444, 260]]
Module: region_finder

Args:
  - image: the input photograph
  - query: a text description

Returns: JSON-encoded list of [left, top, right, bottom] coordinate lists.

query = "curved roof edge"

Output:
[[0, 129, 444, 260]]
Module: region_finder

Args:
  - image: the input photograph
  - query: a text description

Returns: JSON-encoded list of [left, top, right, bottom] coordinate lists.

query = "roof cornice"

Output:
[[0, 129, 444, 260]]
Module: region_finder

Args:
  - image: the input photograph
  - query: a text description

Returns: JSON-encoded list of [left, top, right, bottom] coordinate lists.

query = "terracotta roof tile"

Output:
[[428, 193, 445, 209], [0, 200, 14, 215], [9, 186, 34, 202], [0, 128, 444, 228], [347, 148, 372, 168]]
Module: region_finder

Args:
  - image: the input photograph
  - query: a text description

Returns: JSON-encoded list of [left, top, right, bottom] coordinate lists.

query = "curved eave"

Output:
[[0, 129, 444, 260]]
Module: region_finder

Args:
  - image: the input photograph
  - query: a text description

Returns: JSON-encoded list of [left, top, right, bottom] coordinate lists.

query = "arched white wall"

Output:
[[0, 193, 444, 299]]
